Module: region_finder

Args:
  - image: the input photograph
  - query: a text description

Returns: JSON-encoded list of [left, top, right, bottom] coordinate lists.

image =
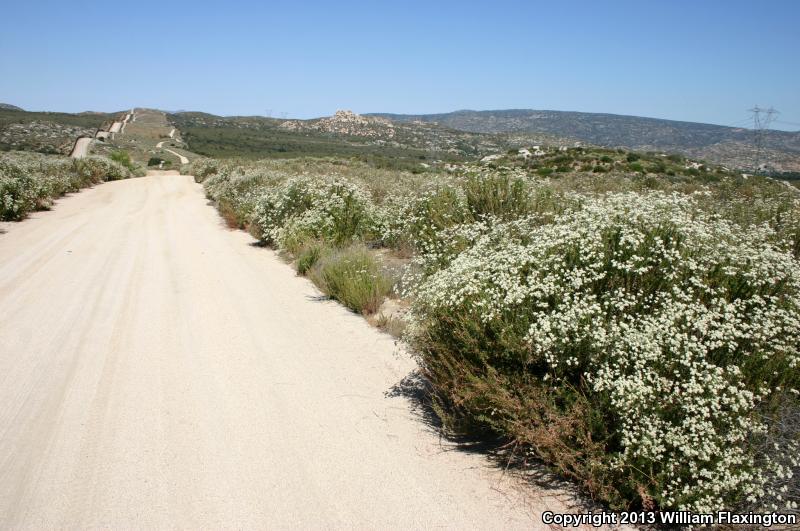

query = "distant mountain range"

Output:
[[370, 109, 800, 172], [169, 109, 565, 164], [4, 102, 800, 172]]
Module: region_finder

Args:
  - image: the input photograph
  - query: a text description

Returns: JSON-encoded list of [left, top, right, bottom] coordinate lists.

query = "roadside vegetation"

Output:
[[190, 147, 800, 515], [0, 151, 144, 221], [110, 150, 144, 174]]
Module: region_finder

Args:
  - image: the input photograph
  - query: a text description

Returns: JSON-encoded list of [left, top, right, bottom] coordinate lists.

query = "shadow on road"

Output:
[[387, 369, 595, 512]]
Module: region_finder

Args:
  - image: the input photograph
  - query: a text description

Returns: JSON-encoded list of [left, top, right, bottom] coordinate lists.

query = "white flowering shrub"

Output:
[[375, 185, 471, 258], [410, 192, 800, 512], [189, 158, 222, 183], [252, 176, 377, 249], [378, 171, 577, 262], [202, 165, 280, 229], [194, 156, 800, 512], [74, 156, 133, 182], [1, 151, 134, 220]]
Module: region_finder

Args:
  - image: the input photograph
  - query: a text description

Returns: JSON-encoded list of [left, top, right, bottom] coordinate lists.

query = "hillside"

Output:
[[169, 109, 568, 171], [371, 109, 800, 172], [0, 103, 24, 111], [0, 108, 114, 154]]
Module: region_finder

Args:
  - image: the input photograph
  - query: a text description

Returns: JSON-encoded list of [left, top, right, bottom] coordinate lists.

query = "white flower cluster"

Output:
[[1, 151, 132, 220], [251, 175, 377, 247], [202, 163, 282, 222], [411, 192, 800, 512], [192, 156, 800, 511]]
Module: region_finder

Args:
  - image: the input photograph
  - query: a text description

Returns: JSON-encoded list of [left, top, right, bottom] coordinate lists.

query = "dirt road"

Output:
[[69, 136, 92, 158], [0, 174, 572, 529], [163, 148, 189, 164]]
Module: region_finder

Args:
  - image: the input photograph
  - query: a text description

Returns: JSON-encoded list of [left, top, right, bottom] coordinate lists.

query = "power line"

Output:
[[723, 116, 754, 128], [748, 105, 779, 174]]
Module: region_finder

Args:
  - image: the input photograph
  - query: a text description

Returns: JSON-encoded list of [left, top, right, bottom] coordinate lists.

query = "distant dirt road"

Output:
[[69, 136, 92, 158], [163, 148, 189, 164], [0, 174, 573, 528]]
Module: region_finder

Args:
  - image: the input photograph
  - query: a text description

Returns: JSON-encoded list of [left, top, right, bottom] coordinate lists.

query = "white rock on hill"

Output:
[[280, 110, 395, 138]]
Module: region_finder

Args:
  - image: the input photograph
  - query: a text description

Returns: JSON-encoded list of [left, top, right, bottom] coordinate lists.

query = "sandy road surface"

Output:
[[0, 174, 577, 529], [157, 139, 185, 149], [163, 148, 189, 164], [69, 136, 92, 158]]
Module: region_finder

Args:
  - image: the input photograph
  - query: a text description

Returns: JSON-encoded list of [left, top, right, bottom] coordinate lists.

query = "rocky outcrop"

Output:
[[280, 110, 395, 138]]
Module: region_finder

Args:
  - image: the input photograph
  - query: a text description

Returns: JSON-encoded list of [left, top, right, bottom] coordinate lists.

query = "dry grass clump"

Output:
[[308, 244, 392, 315]]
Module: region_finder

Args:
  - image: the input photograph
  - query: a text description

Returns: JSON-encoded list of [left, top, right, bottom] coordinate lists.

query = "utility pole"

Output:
[[748, 105, 779, 174]]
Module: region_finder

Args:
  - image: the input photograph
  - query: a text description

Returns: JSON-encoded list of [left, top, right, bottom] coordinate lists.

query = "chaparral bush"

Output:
[[296, 240, 325, 275], [192, 154, 800, 513], [252, 176, 377, 247], [203, 166, 279, 229], [191, 158, 221, 183], [408, 192, 800, 512], [0, 151, 137, 220], [109, 150, 145, 175]]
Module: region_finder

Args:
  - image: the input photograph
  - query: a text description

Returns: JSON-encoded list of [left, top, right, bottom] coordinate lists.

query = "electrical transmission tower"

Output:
[[748, 105, 779, 174]]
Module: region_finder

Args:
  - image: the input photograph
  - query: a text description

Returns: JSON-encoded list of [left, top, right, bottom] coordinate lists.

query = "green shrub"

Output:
[[296, 241, 325, 275], [110, 150, 132, 166], [188, 158, 220, 183], [651, 161, 667, 173], [310, 245, 392, 314], [463, 172, 531, 220], [110, 150, 145, 176]]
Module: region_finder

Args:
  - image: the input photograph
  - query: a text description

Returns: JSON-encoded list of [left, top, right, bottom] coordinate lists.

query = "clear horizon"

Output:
[[2, 0, 798, 131]]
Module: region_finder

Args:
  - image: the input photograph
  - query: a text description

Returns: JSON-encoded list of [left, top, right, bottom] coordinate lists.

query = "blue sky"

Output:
[[1, 0, 798, 129]]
